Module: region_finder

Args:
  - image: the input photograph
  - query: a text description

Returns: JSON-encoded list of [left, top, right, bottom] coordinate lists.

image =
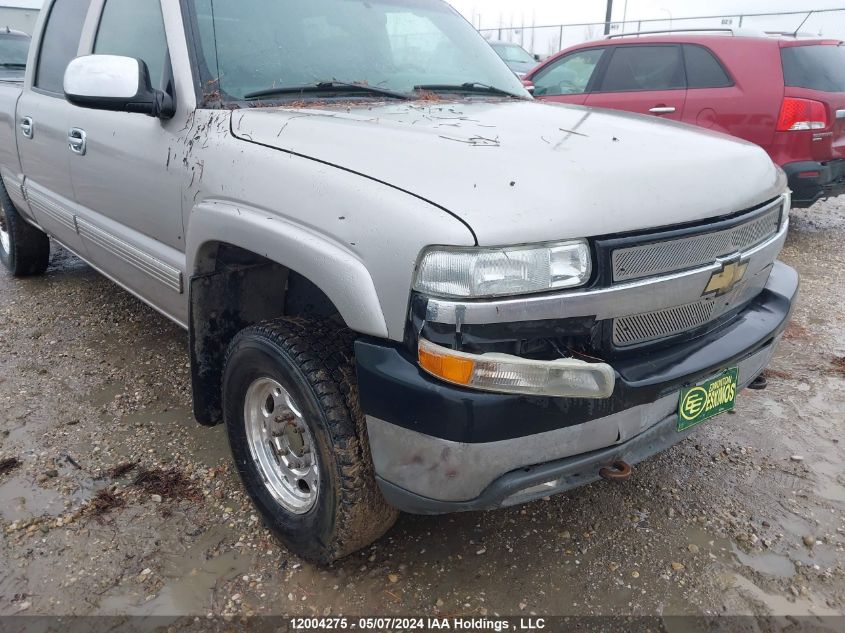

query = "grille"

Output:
[[612, 201, 782, 283], [613, 299, 716, 347], [612, 267, 772, 347]]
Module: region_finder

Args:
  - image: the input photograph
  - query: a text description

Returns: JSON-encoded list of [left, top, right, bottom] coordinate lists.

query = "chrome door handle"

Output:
[[68, 128, 87, 155], [649, 106, 677, 114], [20, 116, 33, 139]]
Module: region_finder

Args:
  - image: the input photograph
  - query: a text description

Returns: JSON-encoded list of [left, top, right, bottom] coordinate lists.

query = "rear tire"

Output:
[[222, 318, 398, 564], [0, 181, 50, 277]]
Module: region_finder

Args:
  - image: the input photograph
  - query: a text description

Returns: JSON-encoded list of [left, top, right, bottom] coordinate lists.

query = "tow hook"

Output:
[[599, 460, 633, 481], [748, 375, 768, 391]]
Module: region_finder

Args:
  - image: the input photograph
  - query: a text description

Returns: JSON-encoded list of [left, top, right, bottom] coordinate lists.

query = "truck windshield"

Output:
[[0, 35, 30, 68], [187, 0, 526, 102]]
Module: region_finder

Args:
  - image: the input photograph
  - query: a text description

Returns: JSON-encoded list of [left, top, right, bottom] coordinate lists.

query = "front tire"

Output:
[[222, 318, 398, 564], [0, 181, 50, 277]]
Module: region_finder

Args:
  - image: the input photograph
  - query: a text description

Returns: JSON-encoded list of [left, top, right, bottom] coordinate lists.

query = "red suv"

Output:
[[524, 32, 845, 207]]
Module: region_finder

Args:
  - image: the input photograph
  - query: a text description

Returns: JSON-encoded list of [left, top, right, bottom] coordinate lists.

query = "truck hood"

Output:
[[232, 99, 785, 245]]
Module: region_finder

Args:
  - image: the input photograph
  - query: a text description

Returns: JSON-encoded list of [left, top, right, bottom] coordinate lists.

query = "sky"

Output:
[[6, 0, 841, 30], [448, 0, 844, 29], [6, 0, 842, 42], [446, 0, 845, 53], [3, 0, 41, 8]]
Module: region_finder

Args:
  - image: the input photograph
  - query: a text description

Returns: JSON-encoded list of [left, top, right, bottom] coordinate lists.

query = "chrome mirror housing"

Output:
[[63, 55, 175, 119]]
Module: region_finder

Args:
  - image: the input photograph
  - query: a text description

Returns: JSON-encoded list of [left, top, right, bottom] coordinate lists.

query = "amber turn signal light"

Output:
[[418, 341, 475, 385]]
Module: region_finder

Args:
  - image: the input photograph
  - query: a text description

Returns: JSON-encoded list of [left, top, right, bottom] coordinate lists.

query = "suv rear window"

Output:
[[782, 45, 845, 92], [599, 45, 685, 92], [683, 44, 732, 89]]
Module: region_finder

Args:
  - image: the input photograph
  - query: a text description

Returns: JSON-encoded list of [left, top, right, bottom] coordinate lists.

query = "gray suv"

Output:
[[0, 27, 29, 82]]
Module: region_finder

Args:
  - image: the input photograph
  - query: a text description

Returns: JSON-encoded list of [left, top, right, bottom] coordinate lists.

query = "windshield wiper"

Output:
[[0, 63, 26, 69], [244, 81, 411, 101], [414, 82, 524, 99]]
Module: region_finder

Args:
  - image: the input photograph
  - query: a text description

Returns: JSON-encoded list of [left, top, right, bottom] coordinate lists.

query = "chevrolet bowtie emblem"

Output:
[[704, 257, 749, 297]]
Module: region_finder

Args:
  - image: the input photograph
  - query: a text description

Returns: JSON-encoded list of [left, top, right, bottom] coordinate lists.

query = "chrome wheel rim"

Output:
[[244, 377, 319, 514], [0, 210, 9, 254]]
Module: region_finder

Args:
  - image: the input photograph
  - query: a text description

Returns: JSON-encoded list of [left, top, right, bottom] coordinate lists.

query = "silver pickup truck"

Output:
[[0, 0, 798, 563]]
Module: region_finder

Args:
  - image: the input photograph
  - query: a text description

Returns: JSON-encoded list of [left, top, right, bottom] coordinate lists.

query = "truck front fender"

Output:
[[185, 201, 390, 425], [186, 200, 389, 338]]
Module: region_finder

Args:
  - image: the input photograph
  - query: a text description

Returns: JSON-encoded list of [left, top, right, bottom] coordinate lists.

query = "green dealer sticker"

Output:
[[678, 368, 739, 432]]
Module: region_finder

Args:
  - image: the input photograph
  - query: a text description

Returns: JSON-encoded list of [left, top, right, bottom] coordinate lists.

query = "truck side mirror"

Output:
[[63, 55, 175, 119]]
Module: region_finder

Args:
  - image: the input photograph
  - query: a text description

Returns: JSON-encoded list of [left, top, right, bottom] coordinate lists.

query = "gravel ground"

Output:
[[0, 199, 844, 623]]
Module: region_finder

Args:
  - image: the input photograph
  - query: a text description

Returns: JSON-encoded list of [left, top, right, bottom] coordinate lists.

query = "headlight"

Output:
[[414, 240, 592, 298], [782, 190, 792, 227]]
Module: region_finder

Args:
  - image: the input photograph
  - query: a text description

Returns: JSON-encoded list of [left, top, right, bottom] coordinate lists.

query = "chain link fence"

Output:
[[479, 8, 845, 59]]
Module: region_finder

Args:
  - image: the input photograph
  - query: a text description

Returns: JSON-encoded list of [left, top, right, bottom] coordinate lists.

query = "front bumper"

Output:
[[355, 262, 799, 514], [784, 159, 845, 207]]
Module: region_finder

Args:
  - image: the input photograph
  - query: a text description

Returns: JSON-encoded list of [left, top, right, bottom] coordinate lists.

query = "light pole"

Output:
[[660, 7, 673, 29], [604, 0, 614, 35]]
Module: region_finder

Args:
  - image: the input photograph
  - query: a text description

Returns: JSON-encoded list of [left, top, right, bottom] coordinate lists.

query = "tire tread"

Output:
[[224, 317, 397, 563], [0, 180, 50, 277]]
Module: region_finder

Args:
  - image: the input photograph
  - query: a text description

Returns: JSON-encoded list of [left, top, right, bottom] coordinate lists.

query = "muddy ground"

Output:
[[0, 199, 844, 627]]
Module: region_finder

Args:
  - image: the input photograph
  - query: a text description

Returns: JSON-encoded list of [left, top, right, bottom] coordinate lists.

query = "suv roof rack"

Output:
[[606, 28, 735, 39], [606, 27, 772, 39], [764, 30, 822, 38]]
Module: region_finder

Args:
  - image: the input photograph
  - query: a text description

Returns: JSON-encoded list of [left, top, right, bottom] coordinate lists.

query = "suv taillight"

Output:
[[777, 97, 828, 131]]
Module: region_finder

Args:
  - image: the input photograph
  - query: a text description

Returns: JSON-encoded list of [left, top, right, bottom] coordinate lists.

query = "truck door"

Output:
[[17, 0, 92, 254], [67, 0, 187, 323]]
